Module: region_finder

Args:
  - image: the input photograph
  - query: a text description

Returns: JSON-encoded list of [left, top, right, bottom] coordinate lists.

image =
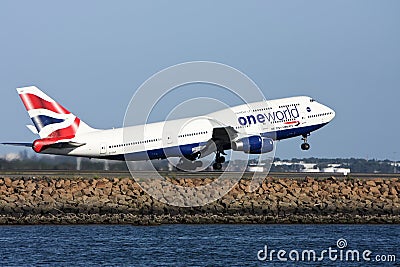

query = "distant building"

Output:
[[321, 167, 351, 175], [390, 162, 399, 173], [272, 160, 350, 175], [246, 163, 265, 172]]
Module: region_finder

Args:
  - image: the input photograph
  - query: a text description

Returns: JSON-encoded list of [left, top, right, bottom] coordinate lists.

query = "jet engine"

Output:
[[231, 136, 274, 154]]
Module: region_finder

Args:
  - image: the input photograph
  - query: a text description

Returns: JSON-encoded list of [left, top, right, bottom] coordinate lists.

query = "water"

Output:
[[0, 224, 398, 266]]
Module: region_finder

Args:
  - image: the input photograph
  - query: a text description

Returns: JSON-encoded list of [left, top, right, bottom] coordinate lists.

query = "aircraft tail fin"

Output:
[[17, 86, 97, 139]]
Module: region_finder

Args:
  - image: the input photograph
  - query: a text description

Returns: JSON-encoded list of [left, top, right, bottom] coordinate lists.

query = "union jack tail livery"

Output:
[[17, 86, 95, 139], [5, 86, 97, 153]]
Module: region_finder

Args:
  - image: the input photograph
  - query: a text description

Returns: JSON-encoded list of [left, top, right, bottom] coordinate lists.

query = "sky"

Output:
[[0, 1, 399, 160]]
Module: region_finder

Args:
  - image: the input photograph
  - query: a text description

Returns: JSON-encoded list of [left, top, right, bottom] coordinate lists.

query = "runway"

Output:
[[0, 170, 398, 179]]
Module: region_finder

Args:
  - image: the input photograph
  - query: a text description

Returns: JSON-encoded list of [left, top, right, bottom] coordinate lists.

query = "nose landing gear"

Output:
[[301, 134, 310, 150]]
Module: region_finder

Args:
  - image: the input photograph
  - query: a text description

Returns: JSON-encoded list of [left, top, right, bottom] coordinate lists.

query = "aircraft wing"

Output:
[[191, 126, 238, 159]]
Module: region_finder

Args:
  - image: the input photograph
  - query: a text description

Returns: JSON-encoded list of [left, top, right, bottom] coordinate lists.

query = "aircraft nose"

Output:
[[328, 106, 335, 115], [327, 106, 336, 120]]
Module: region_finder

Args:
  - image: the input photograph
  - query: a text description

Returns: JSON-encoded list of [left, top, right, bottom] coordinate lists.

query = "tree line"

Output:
[[0, 153, 398, 173]]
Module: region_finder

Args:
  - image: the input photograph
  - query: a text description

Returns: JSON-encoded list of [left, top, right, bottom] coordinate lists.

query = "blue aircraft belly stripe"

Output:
[[101, 123, 328, 161], [262, 122, 328, 140], [122, 142, 204, 161]]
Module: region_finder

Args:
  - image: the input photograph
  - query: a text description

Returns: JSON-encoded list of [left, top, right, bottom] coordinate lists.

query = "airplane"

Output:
[[2, 86, 335, 170]]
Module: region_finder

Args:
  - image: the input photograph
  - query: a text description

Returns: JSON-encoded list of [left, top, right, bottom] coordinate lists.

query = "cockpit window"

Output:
[[310, 98, 315, 102]]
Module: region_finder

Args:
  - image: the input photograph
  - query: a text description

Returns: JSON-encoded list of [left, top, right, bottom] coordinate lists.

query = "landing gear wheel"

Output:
[[213, 149, 225, 170], [301, 134, 310, 150], [213, 162, 222, 170], [216, 156, 225, 164], [301, 143, 310, 150]]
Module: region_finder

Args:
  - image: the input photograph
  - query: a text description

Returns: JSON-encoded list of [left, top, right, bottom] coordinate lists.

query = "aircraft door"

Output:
[[166, 133, 173, 144], [162, 131, 174, 145], [100, 144, 107, 154]]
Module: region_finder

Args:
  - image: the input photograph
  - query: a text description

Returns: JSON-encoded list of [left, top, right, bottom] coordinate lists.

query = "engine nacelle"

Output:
[[231, 136, 274, 154]]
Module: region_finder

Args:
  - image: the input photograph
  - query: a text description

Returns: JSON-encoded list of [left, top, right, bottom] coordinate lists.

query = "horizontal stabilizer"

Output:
[[32, 139, 86, 153], [1, 142, 32, 147], [2, 141, 85, 152], [47, 141, 86, 149], [26, 125, 39, 134]]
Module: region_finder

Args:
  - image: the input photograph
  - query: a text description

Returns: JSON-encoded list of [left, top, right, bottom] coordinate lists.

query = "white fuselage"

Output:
[[43, 96, 335, 160]]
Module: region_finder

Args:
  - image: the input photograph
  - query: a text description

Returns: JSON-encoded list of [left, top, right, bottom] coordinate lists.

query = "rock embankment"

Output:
[[0, 176, 399, 224]]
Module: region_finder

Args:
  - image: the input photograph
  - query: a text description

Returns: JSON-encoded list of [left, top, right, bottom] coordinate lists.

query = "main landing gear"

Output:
[[212, 151, 226, 170], [301, 134, 310, 151]]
